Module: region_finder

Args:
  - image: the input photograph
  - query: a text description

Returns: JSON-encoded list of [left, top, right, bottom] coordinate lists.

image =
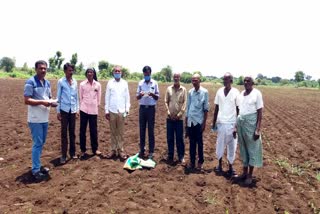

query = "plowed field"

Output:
[[0, 78, 319, 213]]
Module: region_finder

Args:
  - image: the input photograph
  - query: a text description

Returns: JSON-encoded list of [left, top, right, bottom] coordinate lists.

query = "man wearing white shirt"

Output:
[[212, 73, 239, 176], [105, 66, 131, 160]]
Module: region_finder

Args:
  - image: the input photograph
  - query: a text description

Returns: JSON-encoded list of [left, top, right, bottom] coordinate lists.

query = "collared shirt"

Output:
[[165, 84, 187, 120], [238, 88, 264, 116], [79, 79, 101, 115], [24, 75, 52, 123], [214, 87, 240, 124], [186, 86, 209, 127], [136, 79, 159, 106], [56, 77, 79, 113], [105, 78, 130, 114]]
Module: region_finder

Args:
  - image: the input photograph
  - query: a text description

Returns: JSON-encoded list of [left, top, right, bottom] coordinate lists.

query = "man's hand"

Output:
[[185, 126, 189, 138], [253, 129, 260, 141], [233, 127, 237, 139], [105, 113, 110, 121], [42, 100, 51, 107], [201, 123, 206, 132], [57, 113, 61, 121], [76, 111, 79, 119]]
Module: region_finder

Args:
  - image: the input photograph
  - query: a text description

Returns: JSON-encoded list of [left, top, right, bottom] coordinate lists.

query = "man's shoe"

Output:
[[178, 158, 186, 166], [148, 153, 154, 160], [71, 155, 78, 159], [197, 163, 203, 170], [33, 171, 48, 181], [94, 150, 102, 156], [214, 165, 223, 173], [60, 157, 66, 164], [40, 166, 50, 175], [138, 152, 145, 159], [105, 151, 116, 159]]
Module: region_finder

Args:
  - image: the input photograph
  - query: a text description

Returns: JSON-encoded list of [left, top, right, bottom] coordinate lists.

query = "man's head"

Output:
[[244, 76, 254, 90], [223, 72, 233, 88], [192, 73, 201, 89], [142, 65, 152, 82], [113, 65, 122, 81], [35, 60, 47, 80], [173, 72, 181, 85], [85, 67, 97, 82], [63, 63, 75, 78]]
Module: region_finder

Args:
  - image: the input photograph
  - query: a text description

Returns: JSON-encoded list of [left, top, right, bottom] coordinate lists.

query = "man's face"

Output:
[[223, 75, 232, 87], [113, 67, 122, 76], [143, 70, 151, 77], [86, 70, 94, 80], [35, 63, 47, 79], [64, 66, 74, 78], [192, 76, 200, 88], [244, 77, 254, 90], [173, 74, 180, 83]]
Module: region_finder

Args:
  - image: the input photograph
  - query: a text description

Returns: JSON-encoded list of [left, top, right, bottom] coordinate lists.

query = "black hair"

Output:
[[35, 60, 47, 69], [85, 68, 98, 81], [142, 65, 152, 73], [63, 62, 75, 71]]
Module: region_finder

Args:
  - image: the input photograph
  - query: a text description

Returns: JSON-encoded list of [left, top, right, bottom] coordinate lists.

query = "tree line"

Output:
[[1, 53, 320, 88]]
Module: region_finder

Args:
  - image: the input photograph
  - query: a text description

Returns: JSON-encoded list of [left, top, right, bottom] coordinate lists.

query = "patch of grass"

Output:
[[275, 159, 304, 176], [308, 201, 320, 214], [316, 171, 320, 182], [275, 158, 290, 169], [204, 191, 220, 205]]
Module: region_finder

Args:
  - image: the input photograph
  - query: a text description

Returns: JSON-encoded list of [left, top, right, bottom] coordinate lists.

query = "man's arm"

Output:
[[24, 97, 50, 107], [212, 104, 219, 129], [254, 108, 263, 140]]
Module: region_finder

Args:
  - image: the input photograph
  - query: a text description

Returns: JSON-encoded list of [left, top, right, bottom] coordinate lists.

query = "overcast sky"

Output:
[[1, 0, 320, 80]]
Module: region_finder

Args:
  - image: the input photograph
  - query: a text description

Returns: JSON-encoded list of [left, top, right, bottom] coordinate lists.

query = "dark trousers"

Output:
[[80, 111, 98, 153], [188, 123, 204, 165], [60, 110, 76, 158], [167, 119, 184, 161], [139, 106, 155, 155]]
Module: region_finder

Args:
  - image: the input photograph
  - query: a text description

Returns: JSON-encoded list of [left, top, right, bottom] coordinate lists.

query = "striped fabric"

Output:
[[237, 113, 263, 167]]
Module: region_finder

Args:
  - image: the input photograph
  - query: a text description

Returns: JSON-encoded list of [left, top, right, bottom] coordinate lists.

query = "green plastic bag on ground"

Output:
[[123, 153, 142, 171]]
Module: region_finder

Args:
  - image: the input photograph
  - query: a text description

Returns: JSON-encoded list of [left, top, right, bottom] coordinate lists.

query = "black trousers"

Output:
[[79, 111, 98, 153], [60, 110, 76, 158], [139, 105, 155, 155], [188, 123, 204, 166]]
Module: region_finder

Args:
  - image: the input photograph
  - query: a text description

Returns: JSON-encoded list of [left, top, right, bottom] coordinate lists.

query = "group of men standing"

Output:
[[24, 60, 263, 185]]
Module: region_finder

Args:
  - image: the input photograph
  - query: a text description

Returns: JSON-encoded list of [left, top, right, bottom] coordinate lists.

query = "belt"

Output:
[[140, 105, 155, 108]]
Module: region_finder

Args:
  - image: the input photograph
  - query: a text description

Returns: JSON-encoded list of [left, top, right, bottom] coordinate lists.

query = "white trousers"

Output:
[[216, 123, 237, 164]]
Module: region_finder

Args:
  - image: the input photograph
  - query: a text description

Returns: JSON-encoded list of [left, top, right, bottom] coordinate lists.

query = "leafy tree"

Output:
[[70, 53, 78, 66], [21, 62, 28, 71], [152, 72, 166, 82], [0, 57, 15, 72], [237, 76, 244, 85], [180, 72, 192, 83], [318, 79, 320, 88], [256, 73, 266, 79], [98, 60, 109, 71], [48, 51, 64, 71], [160, 65, 172, 82], [271, 76, 282, 83], [294, 71, 305, 82], [130, 72, 143, 80], [305, 75, 312, 81], [77, 62, 84, 74]]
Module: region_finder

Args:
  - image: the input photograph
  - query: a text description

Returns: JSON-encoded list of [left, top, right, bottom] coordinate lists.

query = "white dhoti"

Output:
[[216, 123, 237, 164]]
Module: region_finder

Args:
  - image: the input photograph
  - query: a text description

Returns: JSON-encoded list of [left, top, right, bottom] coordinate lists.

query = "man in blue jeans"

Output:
[[136, 66, 159, 159], [186, 73, 209, 169], [164, 73, 187, 164], [24, 60, 54, 181]]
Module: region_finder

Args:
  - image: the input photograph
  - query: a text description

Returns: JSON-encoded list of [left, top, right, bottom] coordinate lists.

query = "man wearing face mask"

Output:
[[105, 66, 131, 161], [136, 65, 160, 160]]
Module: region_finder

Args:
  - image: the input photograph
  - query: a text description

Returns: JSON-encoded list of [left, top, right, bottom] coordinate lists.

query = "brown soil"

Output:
[[0, 78, 319, 213]]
